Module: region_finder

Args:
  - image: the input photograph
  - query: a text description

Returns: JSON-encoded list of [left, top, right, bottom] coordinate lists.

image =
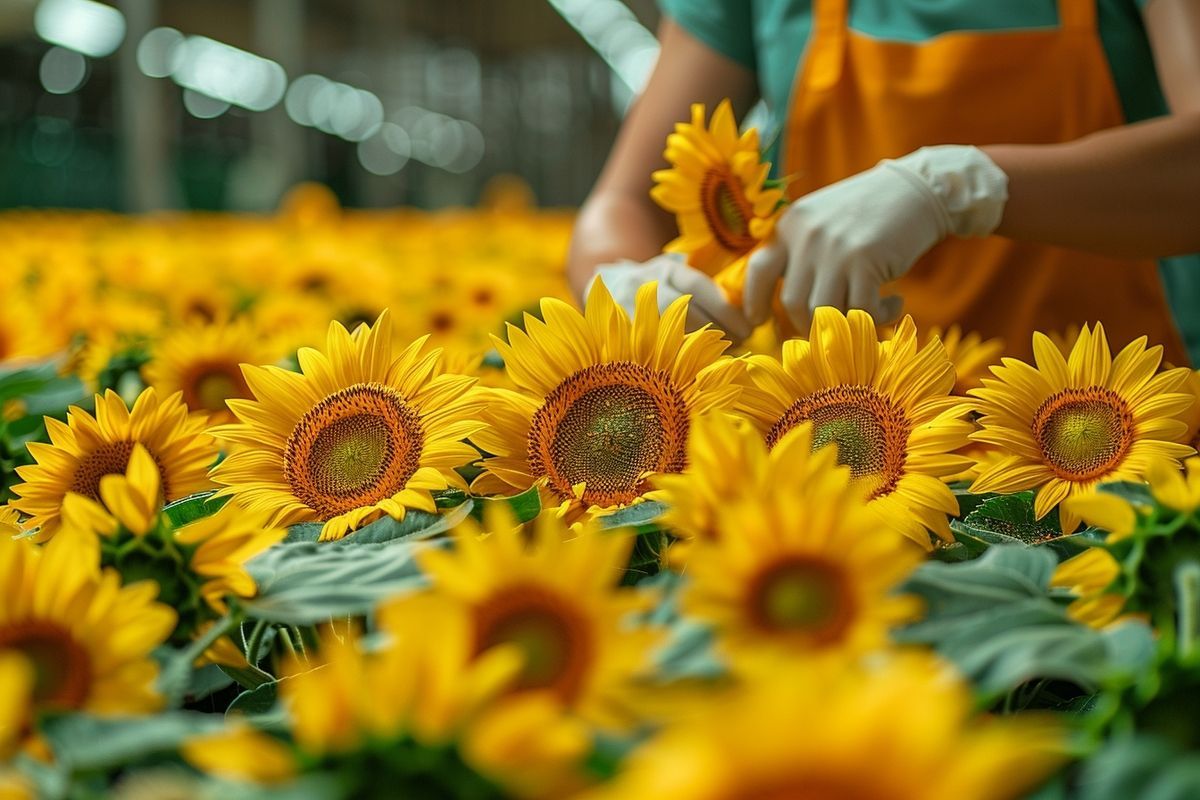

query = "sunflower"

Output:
[[651, 99, 785, 298], [473, 280, 743, 516], [740, 308, 973, 549], [183, 600, 589, 797], [648, 411, 845, 559], [175, 503, 286, 614], [587, 655, 1064, 800], [418, 509, 659, 729], [210, 311, 486, 541], [969, 324, 1195, 533], [680, 423, 924, 665], [927, 324, 1005, 396], [0, 653, 31, 760], [143, 320, 275, 423], [10, 388, 217, 542], [0, 533, 175, 727]]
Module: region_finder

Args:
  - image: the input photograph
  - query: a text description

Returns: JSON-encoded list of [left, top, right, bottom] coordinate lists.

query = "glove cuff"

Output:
[[882, 145, 1009, 238]]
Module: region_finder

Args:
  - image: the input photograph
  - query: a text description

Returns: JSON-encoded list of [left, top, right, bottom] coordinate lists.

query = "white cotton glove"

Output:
[[590, 253, 753, 342], [743, 145, 1009, 330]]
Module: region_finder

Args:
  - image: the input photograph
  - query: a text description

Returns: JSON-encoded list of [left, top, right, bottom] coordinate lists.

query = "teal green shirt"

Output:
[[659, 0, 1200, 363]]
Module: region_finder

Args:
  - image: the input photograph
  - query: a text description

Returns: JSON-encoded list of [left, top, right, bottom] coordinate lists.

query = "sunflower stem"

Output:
[[244, 618, 271, 665], [1174, 560, 1200, 664], [289, 625, 309, 662]]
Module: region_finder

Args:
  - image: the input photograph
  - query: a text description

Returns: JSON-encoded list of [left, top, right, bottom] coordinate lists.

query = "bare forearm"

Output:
[[986, 112, 1200, 259], [566, 191, 674, 299]]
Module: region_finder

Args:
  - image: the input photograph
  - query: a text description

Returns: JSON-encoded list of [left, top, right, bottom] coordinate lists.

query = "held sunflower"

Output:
[[969, 323, 1195, 533], [680, 422, 924, 665], [210, 311, 486, 541], [739, 308, 974, 549], [473, 280, 743, 515], [651, 99, 785, 299], [418, 509, 659, 730], [10, 388, 217, 542]]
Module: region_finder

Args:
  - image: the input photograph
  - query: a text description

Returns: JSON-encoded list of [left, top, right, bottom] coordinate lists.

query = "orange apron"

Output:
[[781, 0, 1189, 364]]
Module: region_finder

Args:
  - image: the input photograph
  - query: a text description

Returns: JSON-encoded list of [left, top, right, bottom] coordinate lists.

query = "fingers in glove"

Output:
[[779, 252, 818, 335], [743, 242, 787, 326], [668, 266, 753, 342], [847, 266, 889, 323], [809, 265, 849, 320]]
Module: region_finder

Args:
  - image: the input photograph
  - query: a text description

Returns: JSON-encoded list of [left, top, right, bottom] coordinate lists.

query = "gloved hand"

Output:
[[591, 253, 753, 342], [743, 145, 1009, 331]]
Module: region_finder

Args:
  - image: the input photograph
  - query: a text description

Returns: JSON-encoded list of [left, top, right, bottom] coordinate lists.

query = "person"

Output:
[[567, 0, 1200, 364]]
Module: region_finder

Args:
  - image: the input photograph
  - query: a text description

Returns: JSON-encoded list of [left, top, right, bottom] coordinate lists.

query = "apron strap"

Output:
[[1057, 0, 1098, 32], [808, 0, 849, 91]]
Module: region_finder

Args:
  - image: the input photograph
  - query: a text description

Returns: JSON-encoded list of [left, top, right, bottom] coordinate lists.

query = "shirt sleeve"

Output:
[[658, 0, 757, 70]]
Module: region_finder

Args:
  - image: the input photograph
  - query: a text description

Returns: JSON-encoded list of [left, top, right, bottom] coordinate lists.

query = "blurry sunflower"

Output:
[[210, 311, 486, 541], [183, 600, 589, 798], [0, 653, 32, 760], [142, 320, 274, 423], [418, 509, 658, 730], [248, 291, 333, 353], [927, 324, 1005, 396], [680, 423, 924, 665], [648, 411, 844, 557], [10, 388, 217, 542], [651, 99, 785, 298], [0, 533, 175, 728], [740, 308, 973, 549], [1175, 368, 1200, 450], [587, 655, 1064, 800], [474, 281, 743, 516], [969, 324, 1194, 533]]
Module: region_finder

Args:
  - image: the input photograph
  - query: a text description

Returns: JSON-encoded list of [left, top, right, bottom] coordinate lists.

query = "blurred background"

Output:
[[0, 0, 664, 210]]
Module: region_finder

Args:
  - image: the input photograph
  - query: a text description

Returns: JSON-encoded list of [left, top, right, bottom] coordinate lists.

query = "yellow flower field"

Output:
[[0, 119, 1198, 799]]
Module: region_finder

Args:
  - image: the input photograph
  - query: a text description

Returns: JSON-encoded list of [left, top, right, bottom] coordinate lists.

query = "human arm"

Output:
[[566, 19, 757, 330]]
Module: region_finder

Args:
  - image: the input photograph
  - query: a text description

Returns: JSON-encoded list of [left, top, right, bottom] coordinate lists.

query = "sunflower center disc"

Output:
[[750, 557, 853, 642], [184, 363, 248, 413], [528, 362, 689, 507], [767, 385, 910, 499], [1033, 388, 1133, 480], [285, 383, 424, 519], [70, 440, 141, 500], [473, 586, 592, 702], [700, 169, 757, 253], [0, 620, 92, 710]]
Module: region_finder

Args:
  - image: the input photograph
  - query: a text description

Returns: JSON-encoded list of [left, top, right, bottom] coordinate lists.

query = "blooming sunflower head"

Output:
[[183, 602, 589, 797], [588, 655, 1065, 800], [740, 308, 973, 549], [418, 508, 659, 730], [10, 387, 217, 542], [210, 310, 487, 542], [473, 280, 743, 516], [969, 324, 1195, 533], [0, 533, 175, 732], [649, 411, 846, 557], [142, 320, 275, 424], [680, 422, 924, 665], [651, 99, 785, 292]]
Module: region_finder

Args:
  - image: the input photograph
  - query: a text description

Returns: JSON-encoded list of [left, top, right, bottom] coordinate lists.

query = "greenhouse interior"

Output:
[[2, 0, 1200, 798]]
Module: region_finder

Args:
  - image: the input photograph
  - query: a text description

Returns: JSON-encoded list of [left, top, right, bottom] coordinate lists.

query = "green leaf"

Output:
[[41, 712, 226, 772], [951, 492, 1105, 559], [1076, 736, 1200, 800], [283, 501, 473, 545], [243, 538, 441, 624], [475, 485, 542, 524], [1097, 481, 1155, 506], [164, 491, 230, 528], [897, 546, 1155, 701], [598, 501, 667, 533], [227, 679, 281, 717]]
